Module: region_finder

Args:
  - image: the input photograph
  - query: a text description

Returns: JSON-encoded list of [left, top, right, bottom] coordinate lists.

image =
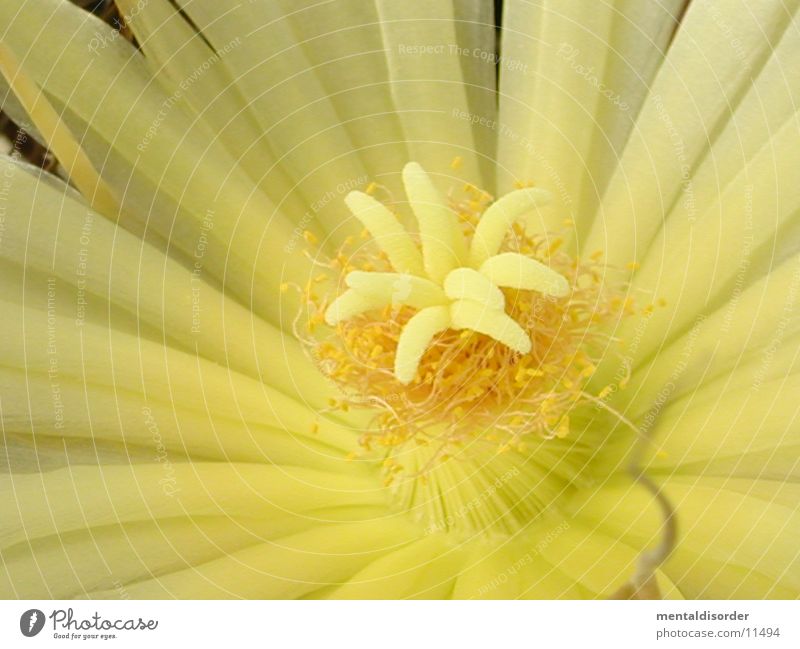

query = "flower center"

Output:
[[323, 163, 571, 386], [297, 163, 637, 534]]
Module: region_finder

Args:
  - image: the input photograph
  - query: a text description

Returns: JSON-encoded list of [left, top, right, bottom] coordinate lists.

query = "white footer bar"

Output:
[[1, 600, 797, 648]]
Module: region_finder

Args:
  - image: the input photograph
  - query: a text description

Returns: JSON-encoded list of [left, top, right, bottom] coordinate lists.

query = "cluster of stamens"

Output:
[[297, 163, 635, 475]]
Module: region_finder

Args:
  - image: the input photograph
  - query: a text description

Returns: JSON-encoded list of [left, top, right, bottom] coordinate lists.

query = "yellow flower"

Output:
[[0, 0, 798, 599]]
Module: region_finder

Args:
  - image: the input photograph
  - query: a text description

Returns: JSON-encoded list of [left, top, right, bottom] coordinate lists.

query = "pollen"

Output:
[[299, 163, 632, 473]]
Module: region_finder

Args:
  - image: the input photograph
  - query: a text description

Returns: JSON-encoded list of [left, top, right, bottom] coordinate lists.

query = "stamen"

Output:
[[326, 162, 570, 382], [303, 163, 634, 478]]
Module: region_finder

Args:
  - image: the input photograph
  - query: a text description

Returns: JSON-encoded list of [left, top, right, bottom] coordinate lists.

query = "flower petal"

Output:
[[163, 0, 373, 242], [619, 125, 800, 364], [374, 0, 496, 189], [585, 0, 800, 266], [114, 0, 308, 219], [638, 373, 800, 482], [612, 254, 800, 417], [322, 535, 466, 599], [84, 519, 418, 599], [0, 464, 381, 551], [572, 477, 800, 598], [0, 158, 330, 405], [0, 1, 311, 325], [497, 0, 687, 233]]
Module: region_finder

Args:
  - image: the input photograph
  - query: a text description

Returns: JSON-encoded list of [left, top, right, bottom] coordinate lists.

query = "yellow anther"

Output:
[[598, 385, 614, 400], [555, 416, 570, 439], [547, 237, 564, 254], [515, 367, 544, 383]]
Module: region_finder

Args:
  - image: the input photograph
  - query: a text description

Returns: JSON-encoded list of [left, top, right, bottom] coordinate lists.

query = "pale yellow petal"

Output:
[[167, 0, 368, 242], [0, 158, 330, 405], [572, 477, 800, 598], [323, 535, 466, 599], [114, 0, 307, 219], [86, 519, 418, 599], [585, 0, 799, 266], [374, 0, 495, 188]]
